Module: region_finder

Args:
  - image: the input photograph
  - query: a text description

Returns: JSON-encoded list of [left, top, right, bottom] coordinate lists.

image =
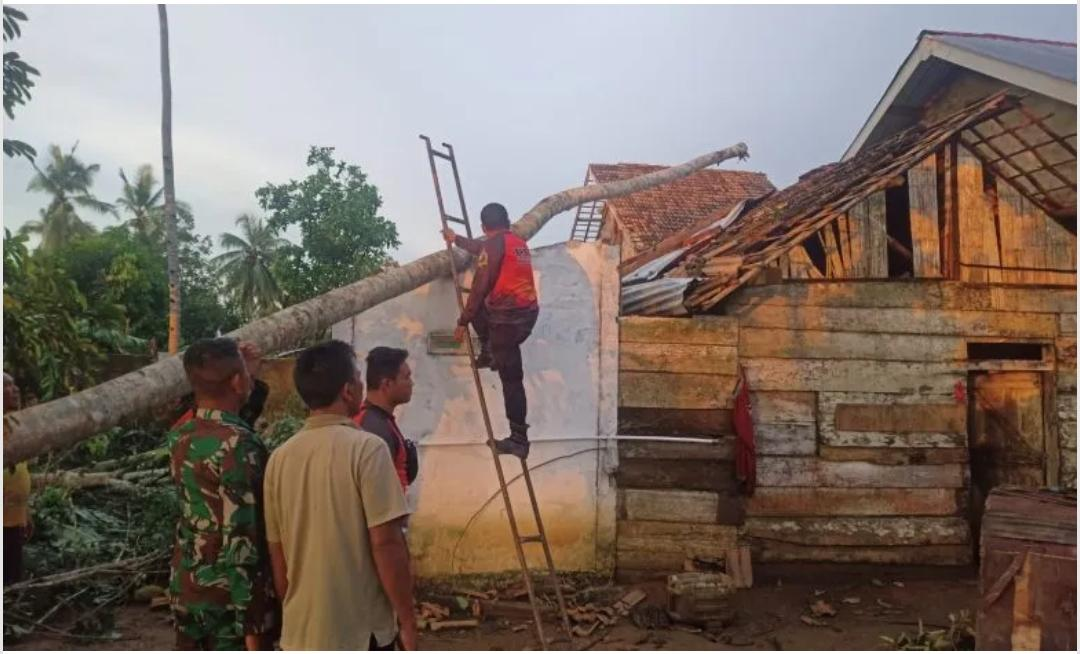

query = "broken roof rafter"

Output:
[[672, 91, 1065, 312]]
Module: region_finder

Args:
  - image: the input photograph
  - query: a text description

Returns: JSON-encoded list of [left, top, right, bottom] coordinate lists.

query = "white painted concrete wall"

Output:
[[332, 241, 620, 575]]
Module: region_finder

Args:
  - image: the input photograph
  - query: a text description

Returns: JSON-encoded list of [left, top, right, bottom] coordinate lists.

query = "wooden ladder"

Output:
[[420, 136, 572, 649]]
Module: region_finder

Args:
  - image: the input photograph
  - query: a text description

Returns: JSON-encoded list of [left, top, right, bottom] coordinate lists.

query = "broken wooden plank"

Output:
[[756, 457, 965, 488], [744, 516, 970, 546], [743, 359, 963, 394], [619, 372, 736, 409], [618, 408, 733, 436], [756, 423, 816, 456], [756, 542, 972, 565], [908, 154, 942, 278], [729, 303, 1059, 338], [620, 489, 719, 524], [818, 445, 968, 465], [864, 191, 889, 278], [740, 327, 968, 362], [834, 403, 966, 433], [745, 487, 960, 517], [750, 391, 816, 424], [620, 342, 737, 375], [620, 315, 738, 345]]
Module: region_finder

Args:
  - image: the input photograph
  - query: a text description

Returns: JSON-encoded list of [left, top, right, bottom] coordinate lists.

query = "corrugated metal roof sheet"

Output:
[[928, 31, 1077, 83], [621, 277, 692, 316], [622, 248, 687, 285]]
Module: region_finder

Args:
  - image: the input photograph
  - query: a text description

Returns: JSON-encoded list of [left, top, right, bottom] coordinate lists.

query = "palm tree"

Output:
[[116, 164, 164, 239], [158, 3, 181, 354], [20, 143, 112, 250], [213, 214, 290, 318]]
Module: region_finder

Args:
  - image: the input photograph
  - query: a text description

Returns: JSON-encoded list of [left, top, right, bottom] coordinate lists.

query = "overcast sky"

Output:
[[3, 4, 1075, 261]]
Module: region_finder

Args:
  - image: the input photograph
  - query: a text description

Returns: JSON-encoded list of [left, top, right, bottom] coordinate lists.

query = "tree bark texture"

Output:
[[3, 143, 748, 463], [159, 4, 181, 354]]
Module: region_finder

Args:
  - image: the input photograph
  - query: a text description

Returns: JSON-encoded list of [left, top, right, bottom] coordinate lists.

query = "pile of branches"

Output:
[[4, 427, 175, 643], [5, 415, 305, 643]]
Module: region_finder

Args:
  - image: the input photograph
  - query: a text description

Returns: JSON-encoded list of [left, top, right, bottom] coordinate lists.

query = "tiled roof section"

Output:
[[590, 164, 774, 252], [673, 92, 1049, 312]]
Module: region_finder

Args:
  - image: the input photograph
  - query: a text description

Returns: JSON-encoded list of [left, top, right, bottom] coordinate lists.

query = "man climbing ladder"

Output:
[[442, 202, 539, 459]]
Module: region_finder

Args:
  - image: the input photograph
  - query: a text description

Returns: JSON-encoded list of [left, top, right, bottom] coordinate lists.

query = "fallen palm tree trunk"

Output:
[[4, 143, 748, 463]]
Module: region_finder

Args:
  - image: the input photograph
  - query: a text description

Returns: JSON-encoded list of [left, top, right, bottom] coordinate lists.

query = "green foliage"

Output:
[[213, 214, 290, 320], [21, 143, 113, 252], [262, 414, 304, 450], [258, 146, 399, 304], [880, 612, 975, 650], [3, 229, 106, 400], [3, 5, 39, 160]]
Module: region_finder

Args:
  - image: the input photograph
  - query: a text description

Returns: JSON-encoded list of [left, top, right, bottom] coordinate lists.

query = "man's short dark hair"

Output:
[[294, 340, 358, 409], [366, 347, 409, 391], [480, 202, 511, 230], [183, 338, 244, 396]]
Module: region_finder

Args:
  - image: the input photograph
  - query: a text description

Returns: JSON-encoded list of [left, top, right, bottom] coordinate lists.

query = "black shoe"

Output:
[[493, 434, 530, 459], [493, 422, 530, 458], [475, 350, 496, 370]]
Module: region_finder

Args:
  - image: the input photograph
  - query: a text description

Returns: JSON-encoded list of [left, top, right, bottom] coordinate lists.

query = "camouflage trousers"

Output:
[[173, 603, 243, 651]]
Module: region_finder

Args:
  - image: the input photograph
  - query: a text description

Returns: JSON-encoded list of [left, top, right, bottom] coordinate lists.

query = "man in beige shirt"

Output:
[[264, 340, 417, 650]]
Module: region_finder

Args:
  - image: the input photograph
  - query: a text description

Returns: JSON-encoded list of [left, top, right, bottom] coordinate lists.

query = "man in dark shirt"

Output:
[[353, 347, 418, 490], [442, 202, 539, 459]]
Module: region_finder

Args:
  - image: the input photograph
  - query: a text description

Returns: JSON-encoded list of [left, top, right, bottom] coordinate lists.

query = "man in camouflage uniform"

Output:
[[168, 338, 276, 650]]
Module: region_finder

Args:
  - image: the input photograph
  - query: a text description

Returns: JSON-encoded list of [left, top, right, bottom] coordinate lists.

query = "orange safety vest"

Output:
[[489, 232, 537, 309]]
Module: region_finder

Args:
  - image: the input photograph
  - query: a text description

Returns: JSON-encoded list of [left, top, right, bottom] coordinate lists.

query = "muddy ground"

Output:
[[7, 565, 978, 651]]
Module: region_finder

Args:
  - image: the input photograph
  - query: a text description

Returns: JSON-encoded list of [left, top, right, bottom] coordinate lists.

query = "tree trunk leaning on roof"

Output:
[[3, 142, 749, 464]]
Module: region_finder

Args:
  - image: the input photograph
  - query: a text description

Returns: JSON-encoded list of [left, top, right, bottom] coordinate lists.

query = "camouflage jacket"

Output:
[[167, 408, 275, 636]]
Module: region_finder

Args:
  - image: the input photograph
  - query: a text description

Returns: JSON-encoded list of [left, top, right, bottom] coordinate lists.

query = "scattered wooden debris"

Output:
[[417, 601, 450, 621], [801, 615, 828, 627], [613, 589, 648, 614], [149, 596, 170, 611], [870, 578, 885, 588], [479, 600, 552, 620], [724, 546, 754, 588], [841, 596, 861, 604], [571, 621, 600, 638], [809, 599, 836, 618], [876, 598, 895, 609], [892, 581, 905, 588], [454, 588, 497, 600], [429, 619, 480, 632]]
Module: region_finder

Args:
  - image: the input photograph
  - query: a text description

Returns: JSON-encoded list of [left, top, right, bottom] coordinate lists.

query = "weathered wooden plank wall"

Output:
[[726, 280, 1073, 564], [616, 316, 741, 579], [615, 280, 1074, 573]]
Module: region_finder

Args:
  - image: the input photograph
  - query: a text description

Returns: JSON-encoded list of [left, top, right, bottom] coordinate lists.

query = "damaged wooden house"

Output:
[[605, 31, 1076, 579]]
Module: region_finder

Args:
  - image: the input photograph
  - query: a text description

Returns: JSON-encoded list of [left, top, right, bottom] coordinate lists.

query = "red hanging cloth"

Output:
[[732, 365, 756, 495]]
